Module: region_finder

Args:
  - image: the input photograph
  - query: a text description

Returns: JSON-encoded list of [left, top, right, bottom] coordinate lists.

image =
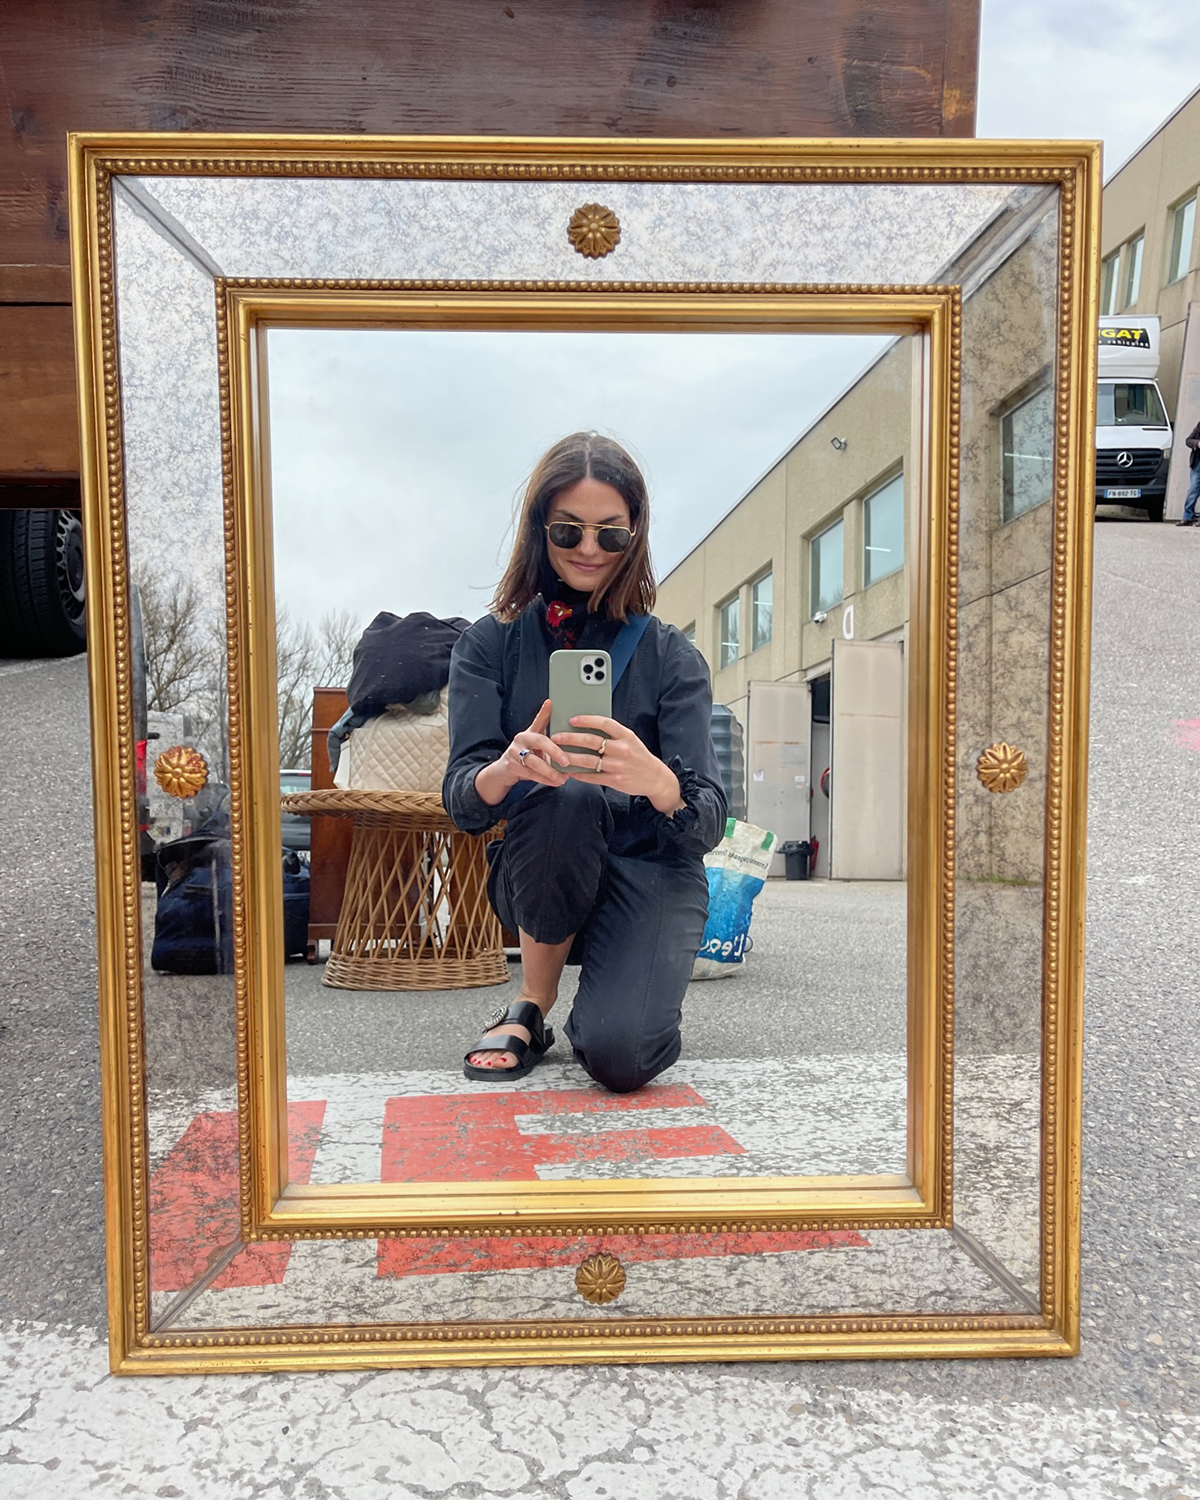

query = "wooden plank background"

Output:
[[0, 0, 980, 485]]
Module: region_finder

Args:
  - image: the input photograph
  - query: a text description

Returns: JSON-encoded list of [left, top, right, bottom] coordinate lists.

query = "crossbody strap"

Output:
[[608, 611, 652, 687]]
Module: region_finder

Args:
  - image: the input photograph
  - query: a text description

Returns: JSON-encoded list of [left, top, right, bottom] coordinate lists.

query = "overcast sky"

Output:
[[267, 329, 896, 625], [977, 1, 1197, 177], [268, 4, 1198, 632]]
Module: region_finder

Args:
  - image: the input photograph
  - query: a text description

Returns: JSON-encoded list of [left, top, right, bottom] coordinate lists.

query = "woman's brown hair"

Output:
[[491, 432, 657, 623]]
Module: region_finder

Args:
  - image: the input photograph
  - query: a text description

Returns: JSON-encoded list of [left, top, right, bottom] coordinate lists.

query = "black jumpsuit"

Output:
[[442, 599, 727, 1093]]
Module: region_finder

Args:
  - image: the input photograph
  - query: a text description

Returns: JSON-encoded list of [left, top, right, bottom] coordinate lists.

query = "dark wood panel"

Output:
[[0, 305, 80, 475], [0, 0, 978, 481], [1, 0, 978, 281], [307, 686, 353, 949]]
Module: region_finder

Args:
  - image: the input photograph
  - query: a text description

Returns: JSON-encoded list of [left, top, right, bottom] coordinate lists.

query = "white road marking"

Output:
[[2, 1320, 1196, 1500]]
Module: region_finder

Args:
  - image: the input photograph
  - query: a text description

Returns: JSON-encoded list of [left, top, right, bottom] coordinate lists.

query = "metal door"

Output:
[[746, 679, 810, 877], [830, 639, 905, 880]]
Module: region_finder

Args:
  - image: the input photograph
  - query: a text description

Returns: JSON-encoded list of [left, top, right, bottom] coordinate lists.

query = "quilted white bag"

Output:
[[335, 689, 451, 794]]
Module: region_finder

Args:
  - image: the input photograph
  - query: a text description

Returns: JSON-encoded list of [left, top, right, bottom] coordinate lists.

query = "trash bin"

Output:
[[780, 839, 813, 880]]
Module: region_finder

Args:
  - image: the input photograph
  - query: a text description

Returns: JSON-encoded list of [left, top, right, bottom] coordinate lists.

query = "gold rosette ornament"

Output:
[[155, 745, 210, 800], [575, 1252, 626, 1305], [976, 742, 1028, 794], [567, 203, 621, 259]]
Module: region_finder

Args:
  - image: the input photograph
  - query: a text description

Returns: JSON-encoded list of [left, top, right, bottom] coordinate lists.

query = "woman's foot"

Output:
[[464, 992, 554, 1073]]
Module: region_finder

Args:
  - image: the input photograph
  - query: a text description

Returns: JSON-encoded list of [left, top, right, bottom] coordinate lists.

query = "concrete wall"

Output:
[[657, 336, 914, 738]]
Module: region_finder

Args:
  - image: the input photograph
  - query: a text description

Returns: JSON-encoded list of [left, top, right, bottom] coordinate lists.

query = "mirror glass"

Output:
[[264, 325, 911, 1190], [103, 166, 1062, 1334]]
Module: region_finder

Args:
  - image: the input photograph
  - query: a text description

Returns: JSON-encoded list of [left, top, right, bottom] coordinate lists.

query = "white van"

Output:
[[1096, 316, 1173, 522]]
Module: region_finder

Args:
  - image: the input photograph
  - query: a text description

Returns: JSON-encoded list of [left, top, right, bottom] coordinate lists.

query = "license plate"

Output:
[[1104, 487, 1142, 499]]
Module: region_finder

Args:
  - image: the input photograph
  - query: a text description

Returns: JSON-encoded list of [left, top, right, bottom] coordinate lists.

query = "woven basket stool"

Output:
[[280, 788, 507, 991]]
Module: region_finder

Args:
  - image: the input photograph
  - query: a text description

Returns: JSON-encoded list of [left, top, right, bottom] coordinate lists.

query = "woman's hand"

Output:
[[474, 699, 572, 806], [553, 715, 685, 813]]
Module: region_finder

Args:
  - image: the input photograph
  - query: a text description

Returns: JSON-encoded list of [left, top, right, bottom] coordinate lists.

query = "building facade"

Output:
[[1100, 84, 1200, 420], [657, 203, 1057, 886]]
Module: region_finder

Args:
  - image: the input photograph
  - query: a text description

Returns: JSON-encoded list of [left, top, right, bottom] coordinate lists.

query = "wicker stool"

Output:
[[280, 788, 507, 991]]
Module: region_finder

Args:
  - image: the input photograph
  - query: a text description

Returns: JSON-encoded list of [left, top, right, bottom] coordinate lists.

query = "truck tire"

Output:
[[0, 508, 87, 657], [1145, 498, 1165, 524]]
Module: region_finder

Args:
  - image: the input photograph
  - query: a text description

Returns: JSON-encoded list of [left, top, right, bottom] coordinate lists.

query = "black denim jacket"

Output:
[[442, 601, 727, 865]]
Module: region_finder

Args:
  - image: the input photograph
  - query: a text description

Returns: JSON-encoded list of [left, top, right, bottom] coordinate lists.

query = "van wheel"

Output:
[[1145, 499, 1165, 524], [0, 508, 88, 657]]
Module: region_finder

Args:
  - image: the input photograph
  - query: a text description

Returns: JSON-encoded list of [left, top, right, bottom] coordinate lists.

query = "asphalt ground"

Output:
[[1, 514, 1198, 1494], [279, 878, 909, 1077]]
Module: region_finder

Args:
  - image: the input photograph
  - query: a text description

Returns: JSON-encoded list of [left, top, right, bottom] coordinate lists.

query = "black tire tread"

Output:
[[0, 509, 87, 658]]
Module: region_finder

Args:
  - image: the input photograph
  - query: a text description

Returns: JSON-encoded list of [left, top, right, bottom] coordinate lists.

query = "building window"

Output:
[[1168, 195, 1196, 284], [1122, 233, 1144, 309], [718, 596, 739, 668], [1100, 251, 1120, 315], [751, 571, 772, 650], [1001, 386, 1053, 522], [810, 519, 844, 615], [683, 623, 695, 648], [863, 474, 904, 587]]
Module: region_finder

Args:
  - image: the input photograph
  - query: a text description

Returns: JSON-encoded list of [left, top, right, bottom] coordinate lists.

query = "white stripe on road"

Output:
[[2, 1320, 1195, 1499]]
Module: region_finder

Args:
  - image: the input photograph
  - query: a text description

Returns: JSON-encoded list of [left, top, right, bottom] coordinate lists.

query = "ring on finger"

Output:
[[517, 747, 528, 762], [596, 739, 605, 760]]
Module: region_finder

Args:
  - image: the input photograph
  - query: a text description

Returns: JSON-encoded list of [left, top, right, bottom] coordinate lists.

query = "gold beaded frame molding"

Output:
[[70, 135, 1097, 1373]]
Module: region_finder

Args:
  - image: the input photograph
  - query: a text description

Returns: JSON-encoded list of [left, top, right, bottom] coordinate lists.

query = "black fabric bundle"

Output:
[[346, 611, 472, 718]]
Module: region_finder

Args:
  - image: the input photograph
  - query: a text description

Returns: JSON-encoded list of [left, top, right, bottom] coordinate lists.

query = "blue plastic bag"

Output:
[[692, 817, 777, 978]]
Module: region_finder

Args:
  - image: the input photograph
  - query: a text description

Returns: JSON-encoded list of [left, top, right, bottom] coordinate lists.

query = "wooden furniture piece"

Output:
[[305, 686, 354, 959], [281, 787, 507, 991]]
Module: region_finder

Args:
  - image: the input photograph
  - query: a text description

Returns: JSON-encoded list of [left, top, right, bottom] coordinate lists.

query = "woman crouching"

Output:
[[442, 431, 727, 1093]]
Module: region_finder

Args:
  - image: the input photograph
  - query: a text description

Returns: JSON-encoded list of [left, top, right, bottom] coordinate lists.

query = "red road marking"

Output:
[[377, 1085, 868, 1277], [380, 1083, 744, 1183], [149, 1101, 325, 1293], [378, 1227, 869, 1278], [1169, 719, 1200, 753]]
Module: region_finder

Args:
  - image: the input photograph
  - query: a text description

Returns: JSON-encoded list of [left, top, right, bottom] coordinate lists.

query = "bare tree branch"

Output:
[[275, 608, 361, 771], [189, 615, 230, 787], [133, 567, 206, 713]]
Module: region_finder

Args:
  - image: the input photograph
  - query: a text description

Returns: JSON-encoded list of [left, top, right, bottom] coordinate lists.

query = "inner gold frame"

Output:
[[68, 133, 1097, 1371], [226, 286, 956, 1238]]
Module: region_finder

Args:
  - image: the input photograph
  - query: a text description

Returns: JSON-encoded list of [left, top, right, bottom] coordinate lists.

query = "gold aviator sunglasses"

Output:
[[544, 521, 636, 553]]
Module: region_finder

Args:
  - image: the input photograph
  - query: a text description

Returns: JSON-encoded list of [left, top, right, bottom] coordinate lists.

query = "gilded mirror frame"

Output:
[[226, 284, 956, 1238], [69, 134, 1096, 1371]]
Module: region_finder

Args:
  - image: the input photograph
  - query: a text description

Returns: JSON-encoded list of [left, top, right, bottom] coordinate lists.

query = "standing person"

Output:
[[1175, 417, 1200, 526], [442, 431, 727, 1093]]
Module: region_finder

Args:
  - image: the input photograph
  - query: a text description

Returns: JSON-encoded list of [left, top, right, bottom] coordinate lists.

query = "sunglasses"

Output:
[[544, 522, 636, 554]]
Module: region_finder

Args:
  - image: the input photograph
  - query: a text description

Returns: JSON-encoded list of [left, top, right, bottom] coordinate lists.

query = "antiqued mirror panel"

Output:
[[110, 189, 247, 1316], [951, 188, 1061, 1305], [263, 324, 914, 1190]]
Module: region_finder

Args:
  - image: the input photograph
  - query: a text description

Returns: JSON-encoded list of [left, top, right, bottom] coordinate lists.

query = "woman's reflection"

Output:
[[443, 432, 727, 1091]]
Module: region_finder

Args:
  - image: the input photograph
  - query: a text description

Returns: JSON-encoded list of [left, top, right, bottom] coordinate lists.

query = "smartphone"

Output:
[[549, 649, 612, 768]]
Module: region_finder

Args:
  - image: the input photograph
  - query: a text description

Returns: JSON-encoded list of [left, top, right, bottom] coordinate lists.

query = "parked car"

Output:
[[280, 769, 311, 855]]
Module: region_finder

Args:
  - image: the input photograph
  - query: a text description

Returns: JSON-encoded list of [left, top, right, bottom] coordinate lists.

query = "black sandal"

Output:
[[462, 999, 555, 1081]]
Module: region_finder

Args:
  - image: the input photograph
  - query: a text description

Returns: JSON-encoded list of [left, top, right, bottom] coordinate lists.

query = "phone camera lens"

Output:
[[594, 670, 605, 681]]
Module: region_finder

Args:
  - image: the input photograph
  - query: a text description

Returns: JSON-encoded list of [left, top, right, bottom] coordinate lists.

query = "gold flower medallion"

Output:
[[976, 742, 1028, 794], [155, 745, 210, 800], [567, 203, 621, 259], [575, 1252, 626, 1305]]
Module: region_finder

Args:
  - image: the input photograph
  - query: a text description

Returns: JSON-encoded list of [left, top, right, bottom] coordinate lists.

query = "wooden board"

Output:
[[0, 305, 80, 477], [308, 687, 354, 952], [0, 0, 980, 477]]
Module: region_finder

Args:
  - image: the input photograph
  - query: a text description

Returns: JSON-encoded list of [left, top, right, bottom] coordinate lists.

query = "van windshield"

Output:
[[1097, 382, 1168, 427]]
